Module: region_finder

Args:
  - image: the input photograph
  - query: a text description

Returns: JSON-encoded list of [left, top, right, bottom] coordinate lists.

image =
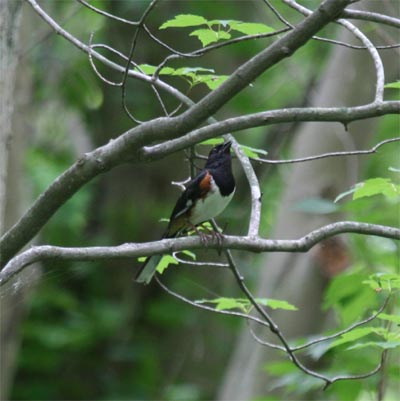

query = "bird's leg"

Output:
[[199, 222, 225, 250], [186, 221, 210, 245], [211, 226, 224, 254]]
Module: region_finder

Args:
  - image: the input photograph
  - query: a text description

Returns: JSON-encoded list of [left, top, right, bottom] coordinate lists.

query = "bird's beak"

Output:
[[223, 141, 232, 152]]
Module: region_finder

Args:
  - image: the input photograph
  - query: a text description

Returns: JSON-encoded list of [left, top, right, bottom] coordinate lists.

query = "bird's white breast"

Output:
[[190, 177, 234, 225]]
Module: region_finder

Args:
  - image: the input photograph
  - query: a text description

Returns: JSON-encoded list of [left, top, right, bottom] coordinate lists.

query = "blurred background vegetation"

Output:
[[1, 0, 399, 400]]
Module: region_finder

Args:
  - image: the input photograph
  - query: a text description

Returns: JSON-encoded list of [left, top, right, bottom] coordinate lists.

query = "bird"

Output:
[[135, 141, 235, 284]]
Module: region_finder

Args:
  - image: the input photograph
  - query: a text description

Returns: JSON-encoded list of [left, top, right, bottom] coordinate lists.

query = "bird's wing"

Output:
[[165, 170, 211, 236]]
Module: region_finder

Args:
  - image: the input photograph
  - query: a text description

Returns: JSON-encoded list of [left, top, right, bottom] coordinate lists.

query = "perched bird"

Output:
[[135, 141, 235, 284]]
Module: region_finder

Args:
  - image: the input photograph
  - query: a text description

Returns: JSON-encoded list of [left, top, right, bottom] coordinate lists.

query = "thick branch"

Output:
[[1, 100, 398, 266], [0, 117, 172, 266], [143, 102, 400, 158], [175, 0, 354, 127], [1, 221, 399, 286], [3, 0, 353, 265]]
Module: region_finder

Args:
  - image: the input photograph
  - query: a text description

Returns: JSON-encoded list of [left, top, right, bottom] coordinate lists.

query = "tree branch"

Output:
[[76, 0, 139, 26], [142, 102, 400, 158], [175, 0, 355, 126], [341, 9, 400, 29], [284, 0, 386, 103], [7, 0, 395, 270], [25, 0, 190, 104], [9, 0, 353, 265], [1, 221, 399, 286], [251, 137, 400, 165]]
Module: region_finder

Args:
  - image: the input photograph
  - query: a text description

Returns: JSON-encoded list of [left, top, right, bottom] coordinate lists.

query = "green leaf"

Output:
[[255, 298, 298, 311], [384, 81, 400, 89], [293, 197, 339, 214], [137, 253, 180, 273], [229, 21, 274, 35], [264, 360, 298, 375], [362, 278, 382, 291], [377, 313, 400, 324], [323, 268, 375, 324], [135, 64, 157, 75], [193, 74, 229, 90], [137, 64, 229, 90], [181, 250, 197, 260], [159, 14, 208, 29], [353, 178, 400, 200], [328, 327, 388, 350], [174, 67, 215, 76], [196, 297, 248, 312], [200, 138, 224, 146], [211, 19, 232, 28], [156, 255, 179, 274], [347, 340, 400, 350], [195, 297, 297, 312], [135, 65, 228, 90], [336, 177, 400, 203], [363, 272, 400, 291], [190, 29, 231, 46], [240, 144, 268, 158], [199, 221, 214, 231], [135, 64, 175, 76]]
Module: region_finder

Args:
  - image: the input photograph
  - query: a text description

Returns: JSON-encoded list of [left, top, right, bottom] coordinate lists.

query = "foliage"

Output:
[[6, 1, 399, 401], [264, 133, 400, 399], [195, 297, 297, 312], [160, 14, 273, 46], [136, 64, 229, 90]]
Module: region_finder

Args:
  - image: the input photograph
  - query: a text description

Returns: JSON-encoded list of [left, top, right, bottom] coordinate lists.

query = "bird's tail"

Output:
[[135, 229, 177, 284], [134, 254, 163, 284]]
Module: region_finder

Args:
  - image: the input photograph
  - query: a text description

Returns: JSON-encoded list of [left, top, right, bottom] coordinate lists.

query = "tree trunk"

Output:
[[0, 2, 38, 399], [218, 4, 398, 400], [0, 0, 22, 233]]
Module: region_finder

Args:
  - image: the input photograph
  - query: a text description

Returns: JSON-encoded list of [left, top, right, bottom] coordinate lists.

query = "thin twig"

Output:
[[251, 137, 400, 165], [283, 0, 385, 103], [223, 247, 331, 384], [172, 251, 229, 268], [291, 294, 391, 351], [154, 276, 271, 328], [247, 320, 286, 351], [245, 294, 391, 353], [223, 235, 390, 388], [144, 22, 290, 60], [323, 353, 386, 390], [76, 0, 139, 25], [121, 0, 159, 123], [26, 0, 189, 104], [341, 9, 400, 29], [88, 33, 122, 87], [312, 36, 400, 51], [142, 102, 400, 159], [261, 0, 294, 28]]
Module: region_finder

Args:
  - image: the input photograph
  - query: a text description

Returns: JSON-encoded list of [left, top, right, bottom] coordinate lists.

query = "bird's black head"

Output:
[[205, 141, 232, 168]]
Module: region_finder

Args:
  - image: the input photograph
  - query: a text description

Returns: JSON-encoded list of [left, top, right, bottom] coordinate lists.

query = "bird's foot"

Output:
[[198, 224, 224, 249]]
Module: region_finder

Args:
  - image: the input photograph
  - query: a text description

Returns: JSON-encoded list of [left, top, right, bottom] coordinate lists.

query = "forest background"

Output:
[[1, 1, 399, 400]]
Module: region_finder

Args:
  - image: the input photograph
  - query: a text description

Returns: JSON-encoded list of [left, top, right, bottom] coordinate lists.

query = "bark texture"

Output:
[[0, 2, 38, 399], [0, 0, 22, 234]]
